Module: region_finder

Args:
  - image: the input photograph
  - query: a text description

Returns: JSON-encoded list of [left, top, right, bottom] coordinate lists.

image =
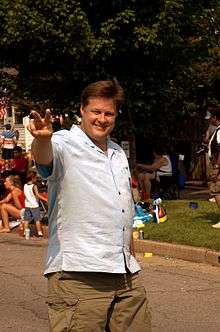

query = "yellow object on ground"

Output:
[[133, 231, 139, 240], [144, 252, 153, 258]]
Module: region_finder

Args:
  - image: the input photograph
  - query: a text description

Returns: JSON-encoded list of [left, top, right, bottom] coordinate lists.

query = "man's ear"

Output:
[[80, 106, 84, 117]]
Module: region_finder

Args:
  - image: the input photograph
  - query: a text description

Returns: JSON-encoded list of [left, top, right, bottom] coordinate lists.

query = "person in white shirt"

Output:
[[23, 171, 47, 237], [28, 80, 151, 332], [137, 147, 172, 200]]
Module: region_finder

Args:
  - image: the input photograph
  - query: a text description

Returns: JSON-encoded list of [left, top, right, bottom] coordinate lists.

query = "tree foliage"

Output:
[[0, 0, 219, 141]]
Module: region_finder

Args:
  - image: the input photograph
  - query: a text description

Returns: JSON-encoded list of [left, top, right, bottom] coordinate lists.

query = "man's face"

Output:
[[80, 98, 117, 144]]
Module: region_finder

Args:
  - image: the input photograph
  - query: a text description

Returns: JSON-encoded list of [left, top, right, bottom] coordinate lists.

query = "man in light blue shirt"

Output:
[[29, 79, 151, 332]]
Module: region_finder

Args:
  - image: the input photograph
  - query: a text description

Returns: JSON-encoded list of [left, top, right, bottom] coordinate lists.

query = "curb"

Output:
[[134, 240, 220, 266]]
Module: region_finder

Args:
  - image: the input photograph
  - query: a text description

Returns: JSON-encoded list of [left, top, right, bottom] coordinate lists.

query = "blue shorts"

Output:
[[24, 207, 41, 222], [2, 148, 14, 160]]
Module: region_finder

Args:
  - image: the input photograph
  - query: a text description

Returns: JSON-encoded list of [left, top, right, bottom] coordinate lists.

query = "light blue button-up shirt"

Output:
[[37, 125, 140, 275]]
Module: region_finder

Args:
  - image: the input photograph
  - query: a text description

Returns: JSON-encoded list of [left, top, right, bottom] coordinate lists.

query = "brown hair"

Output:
[[26, 171, 37, 182], [7, 175, 22, 189], [81, 79, 125, 112]]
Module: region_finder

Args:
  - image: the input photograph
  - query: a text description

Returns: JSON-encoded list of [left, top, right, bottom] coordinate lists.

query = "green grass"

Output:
[[143, 200, 220, 251]]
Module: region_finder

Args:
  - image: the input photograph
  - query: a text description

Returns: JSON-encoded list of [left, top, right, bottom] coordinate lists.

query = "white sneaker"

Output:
[[9, 220, 21, 229], [209, 197, 216, 202], [212, 222, 220, 229]]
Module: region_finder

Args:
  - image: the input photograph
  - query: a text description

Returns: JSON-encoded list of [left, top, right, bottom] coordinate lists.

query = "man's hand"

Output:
[[28, 109, 53, 165], [27, 109, 53, 139]]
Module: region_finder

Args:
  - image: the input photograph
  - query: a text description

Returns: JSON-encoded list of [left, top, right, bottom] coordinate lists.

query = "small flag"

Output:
[[0, 97, 7, 120]]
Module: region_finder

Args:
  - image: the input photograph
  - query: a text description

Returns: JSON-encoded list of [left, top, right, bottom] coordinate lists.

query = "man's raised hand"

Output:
[[27, 109, 53, 139]]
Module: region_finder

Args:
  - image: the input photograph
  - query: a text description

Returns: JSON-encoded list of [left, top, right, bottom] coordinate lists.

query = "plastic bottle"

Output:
[[139, 230, 144, 240], [25, 228, 30, 240]]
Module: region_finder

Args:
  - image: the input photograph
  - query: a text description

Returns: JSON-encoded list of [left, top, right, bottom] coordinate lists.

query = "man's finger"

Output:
[[44, 109, 52, 125], [30, 111, 43, 124]]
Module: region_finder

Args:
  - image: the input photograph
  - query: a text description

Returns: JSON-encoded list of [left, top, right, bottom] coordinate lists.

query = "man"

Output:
[[28, 80, 151, 332], [206, 106, 220, 228]]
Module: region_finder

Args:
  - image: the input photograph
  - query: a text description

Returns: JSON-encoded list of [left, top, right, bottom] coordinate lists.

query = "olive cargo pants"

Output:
[[47, 271, 151, 332]]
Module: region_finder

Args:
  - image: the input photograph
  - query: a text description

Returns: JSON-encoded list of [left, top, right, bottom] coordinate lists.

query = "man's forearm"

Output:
[[31, 138, 53, 165]]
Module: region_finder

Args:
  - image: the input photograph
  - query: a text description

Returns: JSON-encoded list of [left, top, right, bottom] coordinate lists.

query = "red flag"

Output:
[[0, 97, 7, 119]]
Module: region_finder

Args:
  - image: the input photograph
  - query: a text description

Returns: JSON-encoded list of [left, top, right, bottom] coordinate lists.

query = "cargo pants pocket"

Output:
[[47, 295, 79, 332]]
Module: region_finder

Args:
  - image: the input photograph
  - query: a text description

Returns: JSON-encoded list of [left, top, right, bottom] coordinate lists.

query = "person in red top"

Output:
[[0, 175, 25, 233], [11, 146, 28, 183]]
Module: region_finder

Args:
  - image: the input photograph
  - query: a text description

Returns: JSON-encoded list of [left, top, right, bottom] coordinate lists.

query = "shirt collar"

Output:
[[70, 125, 120, 155]]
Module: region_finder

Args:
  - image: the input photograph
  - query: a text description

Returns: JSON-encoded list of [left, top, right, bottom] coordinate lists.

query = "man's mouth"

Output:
[[94, 124, 107, 130]]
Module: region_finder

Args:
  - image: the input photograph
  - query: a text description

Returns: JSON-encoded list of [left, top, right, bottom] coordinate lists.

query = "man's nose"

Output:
[[97, 113, 106, 122]]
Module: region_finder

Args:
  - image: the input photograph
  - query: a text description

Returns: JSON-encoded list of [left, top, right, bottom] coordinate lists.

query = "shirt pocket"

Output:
[[113, 166, 131, 194]]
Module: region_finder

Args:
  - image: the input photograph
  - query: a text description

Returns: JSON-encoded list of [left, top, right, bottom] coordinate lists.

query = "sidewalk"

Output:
[[4, 229, 220, 267], [134, 239, 220, 266], [4, 183, 220, 268]]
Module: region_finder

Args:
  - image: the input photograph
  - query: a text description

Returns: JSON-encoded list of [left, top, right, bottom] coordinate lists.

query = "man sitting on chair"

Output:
[[136, 147, 172, 200]]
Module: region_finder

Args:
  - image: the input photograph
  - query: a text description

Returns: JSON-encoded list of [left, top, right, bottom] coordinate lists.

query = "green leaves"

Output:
[[0, 0, 219, 142]]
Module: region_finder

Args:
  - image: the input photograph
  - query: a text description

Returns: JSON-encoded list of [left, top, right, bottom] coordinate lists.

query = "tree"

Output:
[[0, 0, 219, 144]]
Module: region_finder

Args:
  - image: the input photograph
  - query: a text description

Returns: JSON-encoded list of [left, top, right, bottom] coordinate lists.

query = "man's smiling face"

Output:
[[80, 97, 117, 145]]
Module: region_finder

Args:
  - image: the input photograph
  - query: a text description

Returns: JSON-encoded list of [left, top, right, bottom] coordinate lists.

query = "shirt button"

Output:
[[122, 209, 125, 213], [118, 191, 121, 195]]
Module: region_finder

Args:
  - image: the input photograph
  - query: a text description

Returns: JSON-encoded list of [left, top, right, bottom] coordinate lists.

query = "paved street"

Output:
[[0, 234, 220, 332], [140, 254, 220, 331], [0, 234, 48, 332]]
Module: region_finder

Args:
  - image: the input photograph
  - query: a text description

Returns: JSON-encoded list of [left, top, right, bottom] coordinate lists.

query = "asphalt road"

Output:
[[0, 234, 220, 332], [140, 254, 220, 332]]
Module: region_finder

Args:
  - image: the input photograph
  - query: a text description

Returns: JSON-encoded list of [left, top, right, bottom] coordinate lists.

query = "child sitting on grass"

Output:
[[23, 171, 47, 237]]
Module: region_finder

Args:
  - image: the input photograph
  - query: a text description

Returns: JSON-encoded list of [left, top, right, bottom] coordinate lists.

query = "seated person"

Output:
[[136, 147, 172, 200], [11, 146, 28, 183], [130, 168, 141, 203], [0, 175, 25, 233]]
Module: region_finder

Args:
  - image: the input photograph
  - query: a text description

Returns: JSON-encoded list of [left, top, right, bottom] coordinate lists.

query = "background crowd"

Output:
[[0, 123, 47, 236]]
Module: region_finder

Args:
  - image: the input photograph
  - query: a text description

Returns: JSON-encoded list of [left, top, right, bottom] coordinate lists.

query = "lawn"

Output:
[[143, 200, 220, 251]]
